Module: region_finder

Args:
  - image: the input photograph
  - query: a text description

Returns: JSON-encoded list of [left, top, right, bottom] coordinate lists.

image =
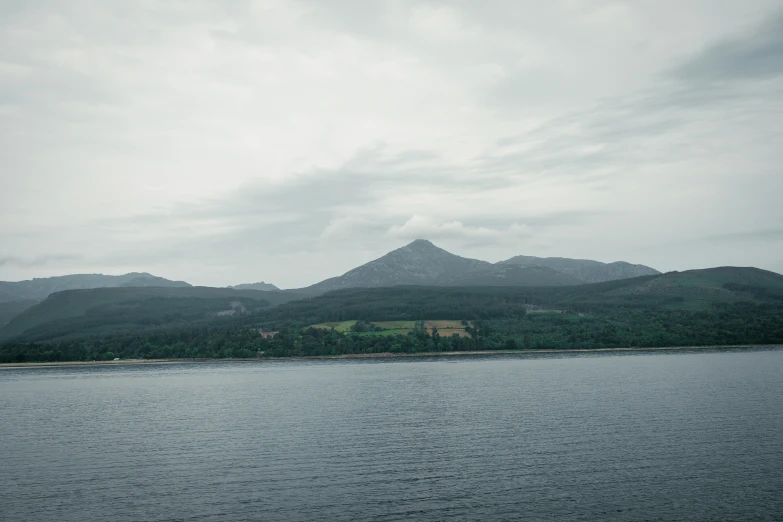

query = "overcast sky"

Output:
[[1, 0, 782, 288]]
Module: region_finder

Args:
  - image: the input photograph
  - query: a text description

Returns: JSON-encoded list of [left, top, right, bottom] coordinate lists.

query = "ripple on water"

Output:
[[1, 349, 782, 521]]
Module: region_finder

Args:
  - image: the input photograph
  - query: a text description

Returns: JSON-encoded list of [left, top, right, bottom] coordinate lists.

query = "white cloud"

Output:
[[1, 1, 782, 286], [388, 216, 533, 244]]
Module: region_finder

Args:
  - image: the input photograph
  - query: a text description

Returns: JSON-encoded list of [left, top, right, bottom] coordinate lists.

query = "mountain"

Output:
[[230, 281, 280, 291], [3, 266, 782, 361], [0, 272, 191, 303], [0, 286, 303, 342], [499, 255, 660, 283], [297, 239, 582, 294], [267, 267, 783, 325]]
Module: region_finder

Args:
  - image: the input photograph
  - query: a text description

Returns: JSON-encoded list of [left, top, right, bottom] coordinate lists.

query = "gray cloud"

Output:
[[673, 13, 783, 83], [702, 228, 783, 244], [1, 1, 782, 286], [0, 254, 82, 269]]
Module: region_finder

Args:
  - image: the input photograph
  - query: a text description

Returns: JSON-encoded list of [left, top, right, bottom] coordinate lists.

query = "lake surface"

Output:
[[1, 348, 782, 521]]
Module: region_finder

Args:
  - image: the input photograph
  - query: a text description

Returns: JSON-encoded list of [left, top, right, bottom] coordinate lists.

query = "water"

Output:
[[1, 348, 782, 521]]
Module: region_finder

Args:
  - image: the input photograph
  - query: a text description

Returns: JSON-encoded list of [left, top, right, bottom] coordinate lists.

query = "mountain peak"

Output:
[[295, 242, 662, 294], [406, 238, 437, 249]]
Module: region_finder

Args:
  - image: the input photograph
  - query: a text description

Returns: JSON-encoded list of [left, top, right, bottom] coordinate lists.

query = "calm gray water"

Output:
[[1, 349, 782, 521]]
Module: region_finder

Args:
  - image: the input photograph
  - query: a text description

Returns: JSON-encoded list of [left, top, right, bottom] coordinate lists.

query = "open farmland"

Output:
[[309, 319, 472, 337], [424, 320, 473, 337]]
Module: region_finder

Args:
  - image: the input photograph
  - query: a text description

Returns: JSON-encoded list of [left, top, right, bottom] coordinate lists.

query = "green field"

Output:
[[309, 319, 472, 337], [308, 320, 357, 332]]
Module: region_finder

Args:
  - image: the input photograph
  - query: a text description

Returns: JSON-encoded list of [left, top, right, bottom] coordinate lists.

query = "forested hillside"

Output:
[[0, 286, 304, 341], [1, 267, 782, 363]]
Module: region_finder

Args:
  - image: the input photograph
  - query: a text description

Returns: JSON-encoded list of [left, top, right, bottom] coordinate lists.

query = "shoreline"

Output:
[[1, 344, 781, 368]]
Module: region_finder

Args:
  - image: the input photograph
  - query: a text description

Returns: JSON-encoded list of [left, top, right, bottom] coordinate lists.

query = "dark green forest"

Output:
[[2, 270, 782, 363]]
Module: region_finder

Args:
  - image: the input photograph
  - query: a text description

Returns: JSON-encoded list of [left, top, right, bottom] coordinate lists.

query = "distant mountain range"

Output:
[[0, 241, 660, 304], [1, 239, 782, 349], [295, 239, 659, 294], [0, 273, 192, 327], [267, 266, 783, 325], [0, 272, 190, 303], [0, 240, 663, 332]]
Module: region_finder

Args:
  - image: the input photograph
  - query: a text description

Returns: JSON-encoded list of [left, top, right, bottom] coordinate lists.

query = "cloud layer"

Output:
[[1, 1, 782, 287]]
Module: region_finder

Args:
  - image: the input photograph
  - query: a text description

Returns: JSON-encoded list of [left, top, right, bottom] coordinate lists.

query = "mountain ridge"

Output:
[[295, 239, 654, 293], [2, 266, 781, 348], [0, 272, 191, 303], [498, 255, 660, 283], [0, 286, 303, 341]]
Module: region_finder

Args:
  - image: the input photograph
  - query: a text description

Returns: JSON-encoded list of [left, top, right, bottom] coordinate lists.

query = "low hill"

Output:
[[0, 286, 302, 342], [499, 255, 660, 283], [0, 272, 191, 303], [606, 267, 783, 308]]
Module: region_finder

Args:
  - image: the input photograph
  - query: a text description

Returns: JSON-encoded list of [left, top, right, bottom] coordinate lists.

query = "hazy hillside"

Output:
[[450, 264, 582, 287], [263, 267, 783, 325], [3, 266, 782, 362], [0, 300, 38, 328], [0, 286, 302, 341], [0, 272, 191, 303], [230, 282, 280, 291], [499, 255, 660, 283]]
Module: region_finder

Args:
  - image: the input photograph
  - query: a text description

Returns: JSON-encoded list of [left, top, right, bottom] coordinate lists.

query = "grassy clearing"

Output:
[[308, 320, 357, 332], [373, 321, 416, 329]]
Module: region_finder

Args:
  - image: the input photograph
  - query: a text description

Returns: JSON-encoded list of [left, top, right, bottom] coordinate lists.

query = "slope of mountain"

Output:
[[0, 300, 38, 328], [445, 264, 582, 287], [230, 281, 280, 291], [297, 239, 588, 294], [265, 267, 783, 324], [0, 272, 191, 303], [0, 286, 303, 341], [297, 239, 495, 294], [499, 255, 660, 283], [606, 266, 783, 308]]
